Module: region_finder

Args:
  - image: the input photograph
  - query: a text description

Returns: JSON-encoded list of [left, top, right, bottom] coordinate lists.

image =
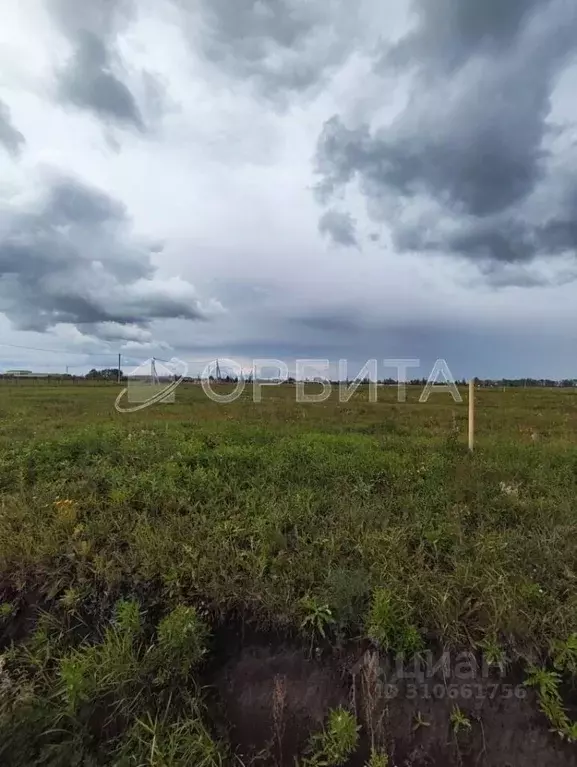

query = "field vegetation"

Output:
[[0, 382, 576, 764]]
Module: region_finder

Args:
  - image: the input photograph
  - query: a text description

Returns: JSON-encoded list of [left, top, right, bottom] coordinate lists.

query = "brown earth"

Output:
[[210, 634, 577, 767]]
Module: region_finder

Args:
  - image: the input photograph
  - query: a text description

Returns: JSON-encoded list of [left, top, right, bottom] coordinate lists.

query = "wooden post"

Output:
[[468, 378, 475, 451]]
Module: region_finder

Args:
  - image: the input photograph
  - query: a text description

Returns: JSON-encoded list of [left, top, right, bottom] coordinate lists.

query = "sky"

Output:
[[1, 0, 577, 380]]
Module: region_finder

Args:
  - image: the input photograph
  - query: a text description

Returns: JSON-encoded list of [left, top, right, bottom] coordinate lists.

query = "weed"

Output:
[[59, 587, 82, 612], [477, 636, 507, 674], [525, 665, 577, 741], [413, 711, 430, 732], [300, 707, 360, 766], [365, 750, 389, 767], [450, 706, 472, 737], [115, 694, 226, 766], [366, 589, 423, 655], [153, 605, 208, 681], [0, 602, 14, 621], [552, 633, 577, 676], [300, 596, 336, 647]]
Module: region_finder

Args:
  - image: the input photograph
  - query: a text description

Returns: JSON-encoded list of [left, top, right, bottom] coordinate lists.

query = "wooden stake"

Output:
[[468, 379, 475, 451]]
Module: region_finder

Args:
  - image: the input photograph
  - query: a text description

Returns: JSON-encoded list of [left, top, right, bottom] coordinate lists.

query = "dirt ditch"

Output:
[[208, 628, 577, 766]]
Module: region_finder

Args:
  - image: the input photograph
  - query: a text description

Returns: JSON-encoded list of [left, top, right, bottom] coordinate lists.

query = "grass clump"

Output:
[[154, 605, 209, 681], [366, 588, 423, 655], [0, 599, 216, 766], [115, 696, 226, 767]]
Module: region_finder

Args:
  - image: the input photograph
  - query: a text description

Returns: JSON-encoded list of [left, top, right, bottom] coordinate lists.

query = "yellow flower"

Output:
[[54, 499, 77, 524]]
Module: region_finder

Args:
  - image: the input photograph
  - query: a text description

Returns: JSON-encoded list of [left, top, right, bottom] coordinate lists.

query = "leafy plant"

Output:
[[477, 635, 507, 673], [365, 749, 389, 767], [552, 633, 577, 676], [524, 666, 577, 740], [450, 706, 471, 737], [300, 596, 335, 642], [366, 589, 423, 655], [300, 707, 360, 767], [114, 598, 143, 636], [153, 605, 209, 681]]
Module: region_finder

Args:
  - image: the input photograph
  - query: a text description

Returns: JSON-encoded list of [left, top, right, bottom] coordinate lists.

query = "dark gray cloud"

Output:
[[385, 0, 546, 73], [49, 0, 153, 130], [315, 0, 577, 283], [0, 176, 205, 336], [171, 314, 577, 381], [184, 0, 358, 98], [59, 30, 144, 130], [319, 208, 358, 247], [0, 100, 25, 156], [296, 312, 361, 335]]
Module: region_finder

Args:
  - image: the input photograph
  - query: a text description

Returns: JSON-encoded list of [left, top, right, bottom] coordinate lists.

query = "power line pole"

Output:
[[118, 354, 122, 384], [151, 358, 159, 386], [468, 378, 475, 452]]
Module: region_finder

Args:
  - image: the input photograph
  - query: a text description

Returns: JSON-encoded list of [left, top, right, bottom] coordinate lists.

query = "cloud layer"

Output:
[[0, 176, 204, 338], [0, 0, 576, 376], [189, 0, 358, 98], [0, 99, 25, 155], [315, 0, 577, 282], [49, 0, 160, 131]]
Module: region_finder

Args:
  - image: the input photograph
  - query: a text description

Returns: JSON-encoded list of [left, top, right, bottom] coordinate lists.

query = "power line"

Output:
[[0, 342, 156, 367], [0, 342, 118, 357]]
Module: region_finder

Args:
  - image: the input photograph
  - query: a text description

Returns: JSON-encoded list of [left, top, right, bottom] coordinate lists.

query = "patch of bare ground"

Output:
[[211, 635, 577, 767]]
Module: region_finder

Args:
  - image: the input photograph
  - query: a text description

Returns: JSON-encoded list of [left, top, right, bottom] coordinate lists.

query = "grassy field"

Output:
[[0, 382, 576, 765]]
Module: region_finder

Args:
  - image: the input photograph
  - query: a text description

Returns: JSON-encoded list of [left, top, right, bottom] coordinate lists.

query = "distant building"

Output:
[[1, 370, 73, 379], [4, 370, 33, 377]]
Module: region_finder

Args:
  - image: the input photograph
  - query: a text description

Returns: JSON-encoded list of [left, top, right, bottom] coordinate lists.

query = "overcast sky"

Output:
[[1, 0, 576, 379]]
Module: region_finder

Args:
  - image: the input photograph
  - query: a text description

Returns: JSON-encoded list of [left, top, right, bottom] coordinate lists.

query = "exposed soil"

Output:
[[0, 585, 48, 650], [209, 630, 577, 767]]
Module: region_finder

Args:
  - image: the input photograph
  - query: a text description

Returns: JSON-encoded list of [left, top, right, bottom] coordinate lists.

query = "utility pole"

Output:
[[118, 354, 121, 384], [151, 358, 159, 386], [468, 378, 475, 452]]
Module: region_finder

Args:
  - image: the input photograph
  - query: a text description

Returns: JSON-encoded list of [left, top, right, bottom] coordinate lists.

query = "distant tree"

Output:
[[85, 368, 122, 381]]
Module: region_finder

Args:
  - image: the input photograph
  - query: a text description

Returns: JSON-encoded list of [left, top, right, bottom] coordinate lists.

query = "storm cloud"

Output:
[[315, 0, 577, 281], [2, 0, 577, 377], [0, 177, 205, 337], [49, 0, 151, 130], [184, 0, 374, 100], [59, 30, 144, 130], [319, 208, 358, 248], [0, 100, 25, 156]]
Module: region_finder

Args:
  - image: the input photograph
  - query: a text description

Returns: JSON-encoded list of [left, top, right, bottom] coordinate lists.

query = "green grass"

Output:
[[0, 382, 576, 762]]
